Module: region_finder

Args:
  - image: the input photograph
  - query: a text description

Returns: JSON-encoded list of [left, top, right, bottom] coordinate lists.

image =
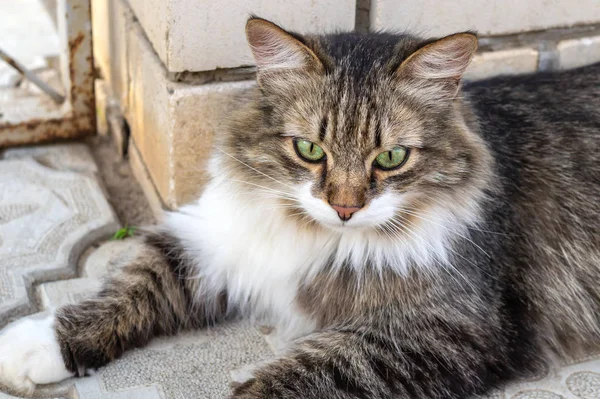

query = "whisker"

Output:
[[251, 193, 302, 205], [397, 207, 492, 259], [385, 218, 467, 294], [228, 179, 298, 200], [388, 218, 478, 295], [417, 199, 515, 237], [395, 215, 497, 281], [215, 146, 296, 190], [379, 222, 400, 243]]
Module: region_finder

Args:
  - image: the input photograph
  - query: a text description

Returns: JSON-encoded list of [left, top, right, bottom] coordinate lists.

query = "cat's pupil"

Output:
[[387, 151, 392, 161], [310, 143, 314, 154]]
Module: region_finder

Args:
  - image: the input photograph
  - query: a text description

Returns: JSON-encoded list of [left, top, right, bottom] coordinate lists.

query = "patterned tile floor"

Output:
[[0, 145, 272, 399]]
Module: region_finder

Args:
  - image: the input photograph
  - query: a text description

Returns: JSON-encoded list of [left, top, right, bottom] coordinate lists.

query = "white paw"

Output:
[[230, 360, 272, 385], [0, 312, 74, 394]]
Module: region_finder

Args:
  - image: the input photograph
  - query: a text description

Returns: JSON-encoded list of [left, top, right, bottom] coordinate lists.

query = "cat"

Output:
[[0, 16, 599, 399]]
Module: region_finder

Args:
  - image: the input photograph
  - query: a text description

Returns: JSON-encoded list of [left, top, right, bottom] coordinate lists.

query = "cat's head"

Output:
[[220, 18, 491, 235]]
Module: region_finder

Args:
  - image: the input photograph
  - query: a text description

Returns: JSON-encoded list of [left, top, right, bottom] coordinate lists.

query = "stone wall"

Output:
[[92, 0, 600, 209]]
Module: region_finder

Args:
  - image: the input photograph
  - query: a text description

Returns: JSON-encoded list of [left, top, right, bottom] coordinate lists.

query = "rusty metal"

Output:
[[0, 0, 95, 147], [0, 48, 66, 104]]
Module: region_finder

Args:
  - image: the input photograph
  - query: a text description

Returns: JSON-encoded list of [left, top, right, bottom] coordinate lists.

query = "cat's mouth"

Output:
[[294, 184, 401, 232], [318, 205, 387, 231]]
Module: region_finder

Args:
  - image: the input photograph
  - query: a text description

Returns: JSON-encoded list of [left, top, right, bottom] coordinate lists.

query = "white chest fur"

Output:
[[165, 173, 459, 340], [165, 177, 337, 339]]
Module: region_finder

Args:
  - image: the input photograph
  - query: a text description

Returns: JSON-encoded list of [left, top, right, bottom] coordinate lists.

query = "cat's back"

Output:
[[465, 63, 600, 355], [465, 62, 600, 150], [465, 62, 600, 233], [464, 62, 600, 196]]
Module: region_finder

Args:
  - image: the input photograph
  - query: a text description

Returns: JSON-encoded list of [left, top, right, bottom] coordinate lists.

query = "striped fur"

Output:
[[0, 17, 599, 399], [55, 230, 228, 374]]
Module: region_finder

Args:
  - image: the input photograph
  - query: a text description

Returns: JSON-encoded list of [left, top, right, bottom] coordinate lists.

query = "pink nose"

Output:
[[331, 205, 362, 221]]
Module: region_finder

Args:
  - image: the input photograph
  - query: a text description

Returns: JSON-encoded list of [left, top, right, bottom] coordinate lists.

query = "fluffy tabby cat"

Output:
[[1, 17, 599, 399]]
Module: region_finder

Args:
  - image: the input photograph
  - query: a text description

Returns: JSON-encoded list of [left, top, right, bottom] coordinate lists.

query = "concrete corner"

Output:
[[126, 20, 255, 208], [128, 138, 166, 219]]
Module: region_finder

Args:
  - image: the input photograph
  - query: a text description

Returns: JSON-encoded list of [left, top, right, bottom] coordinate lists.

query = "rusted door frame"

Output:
[[0, 0, 95, 147]]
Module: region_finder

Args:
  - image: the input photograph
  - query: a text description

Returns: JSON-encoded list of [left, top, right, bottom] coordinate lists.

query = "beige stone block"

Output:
[[127, 0, 355, 72], [126, 23, 171, 203], [126, 21, 256, 208], [169, 82, 256, 205], [370, 0, 600, 37], [128, 137, 165, 219], [464, 47, 539, 81], [558, 35, 600, 70], [91, 0, 131, 110]]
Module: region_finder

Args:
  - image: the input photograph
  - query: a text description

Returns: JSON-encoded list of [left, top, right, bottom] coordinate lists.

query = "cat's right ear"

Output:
[[246, 17, 324, 88]]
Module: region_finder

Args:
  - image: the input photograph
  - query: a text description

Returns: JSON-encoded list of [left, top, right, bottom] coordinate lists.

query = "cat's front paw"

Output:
[[0, 313, 74, 395]]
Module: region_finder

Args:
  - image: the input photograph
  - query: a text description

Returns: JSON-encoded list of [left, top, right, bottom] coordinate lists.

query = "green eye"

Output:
[[374, 147, 409, 170], [294, 139, 326, 162]]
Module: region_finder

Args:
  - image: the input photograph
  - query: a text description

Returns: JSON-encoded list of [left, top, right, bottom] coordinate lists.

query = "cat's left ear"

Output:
[[246, 18, 324, 87], [395, 33, 478, 98]]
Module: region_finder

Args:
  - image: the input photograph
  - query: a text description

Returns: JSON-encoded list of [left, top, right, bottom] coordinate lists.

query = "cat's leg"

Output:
[[231, 325, 524, 399], [0, 229, 226, 394]]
